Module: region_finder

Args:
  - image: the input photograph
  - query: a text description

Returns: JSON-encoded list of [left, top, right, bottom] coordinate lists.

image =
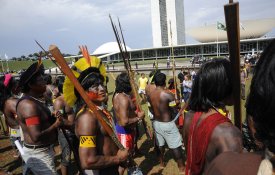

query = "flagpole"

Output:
[[216, 22, 219, 57], [5, 54, 9, 72], [0, 55, 4, 73]]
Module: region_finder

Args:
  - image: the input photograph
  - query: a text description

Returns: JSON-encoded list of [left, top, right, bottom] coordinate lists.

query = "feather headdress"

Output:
[[63, 46, 106, 107]]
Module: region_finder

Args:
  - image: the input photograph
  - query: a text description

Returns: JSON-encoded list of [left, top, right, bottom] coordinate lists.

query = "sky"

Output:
[[0, 0, 275, 58]]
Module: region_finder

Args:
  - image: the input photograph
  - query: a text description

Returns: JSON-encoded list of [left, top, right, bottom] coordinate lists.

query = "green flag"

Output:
[[217, 21, 227, 31]]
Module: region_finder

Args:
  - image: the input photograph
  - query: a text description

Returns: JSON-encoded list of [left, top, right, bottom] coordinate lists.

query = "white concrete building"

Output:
[[151, 0, 186, 47]]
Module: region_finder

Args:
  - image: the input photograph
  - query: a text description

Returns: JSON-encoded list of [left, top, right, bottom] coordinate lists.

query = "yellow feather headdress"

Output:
[[63, 46, 106, 107]]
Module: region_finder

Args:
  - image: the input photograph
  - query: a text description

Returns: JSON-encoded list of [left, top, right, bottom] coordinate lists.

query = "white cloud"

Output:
[[55, 28, 70, 32], [0, 0, 274, 57]]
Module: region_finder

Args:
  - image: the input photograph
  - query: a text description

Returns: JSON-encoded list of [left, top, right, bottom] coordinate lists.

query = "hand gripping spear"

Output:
[[109, 15, 152, 140], [224, 0, 242, 130], [47, 45, 140, 173]]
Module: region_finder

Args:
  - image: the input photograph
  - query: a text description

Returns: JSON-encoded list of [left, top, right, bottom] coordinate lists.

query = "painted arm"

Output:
[[76, 111, 128, 169], [18, 100, 62, 142]]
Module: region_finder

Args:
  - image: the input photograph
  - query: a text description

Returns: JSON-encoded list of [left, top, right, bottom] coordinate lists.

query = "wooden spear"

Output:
[[109, 15, 152, 139], [169, 20, 178, 100], [224, 1, 242, 129]]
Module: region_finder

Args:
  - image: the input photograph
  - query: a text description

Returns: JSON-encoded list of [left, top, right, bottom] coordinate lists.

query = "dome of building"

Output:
[[92, 42, 132, 55], [186, 18, 275, 43]]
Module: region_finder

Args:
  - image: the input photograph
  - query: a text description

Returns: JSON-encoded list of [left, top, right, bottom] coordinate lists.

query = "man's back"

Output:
[[184, 111, 242, 174], [150, 88, 174, 122]]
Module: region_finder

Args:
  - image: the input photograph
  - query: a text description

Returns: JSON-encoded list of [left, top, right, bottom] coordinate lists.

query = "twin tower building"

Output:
[[151, 0, 186, 47]]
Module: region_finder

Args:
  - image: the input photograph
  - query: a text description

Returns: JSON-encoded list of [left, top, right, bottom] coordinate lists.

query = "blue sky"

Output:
[[0, 0, 274, 58]]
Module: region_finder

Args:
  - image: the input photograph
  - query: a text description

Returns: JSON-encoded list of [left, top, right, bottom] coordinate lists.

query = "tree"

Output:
[[33, 52, 39, 58]]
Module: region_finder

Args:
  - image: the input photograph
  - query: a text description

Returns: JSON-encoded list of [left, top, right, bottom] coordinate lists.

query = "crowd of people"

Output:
[[0, 40, 274, 175]]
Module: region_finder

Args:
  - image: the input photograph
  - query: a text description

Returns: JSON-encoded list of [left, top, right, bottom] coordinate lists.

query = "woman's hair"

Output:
[[75, 67, 104, 112], [189, 58, 233, 112], [155, 72, 166, 87], [114, 72, 132, 94], [246, 39, 275, 152]]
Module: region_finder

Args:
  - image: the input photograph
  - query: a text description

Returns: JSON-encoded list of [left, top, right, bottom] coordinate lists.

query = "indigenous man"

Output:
[[138, 73, 148, 103], [184, 59, 243, 175], [148, 72, 185, 173], [53, 79, 78, 175], [16, 61, 63, 175], [63, 56, 128, 175], [112, 72, 145, 175]]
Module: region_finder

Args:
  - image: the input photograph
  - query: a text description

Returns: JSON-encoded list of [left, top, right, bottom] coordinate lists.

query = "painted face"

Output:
[[86, 82, 107, 103]]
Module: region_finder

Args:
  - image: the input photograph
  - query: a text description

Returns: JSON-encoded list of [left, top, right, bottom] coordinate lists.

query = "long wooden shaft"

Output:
[[169, 21, 178, 100], [224, 2, 242, 129]]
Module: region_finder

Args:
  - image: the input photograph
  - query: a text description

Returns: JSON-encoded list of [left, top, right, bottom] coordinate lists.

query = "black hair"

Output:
[[246, 39, 275, 153], [43, 74, 52, 85], [189, 58, 233, 112], [168, 78, 174, 89], [155, 73, 166, 87], [114, 72, 132, 94], [75, 67, 104, 112], [149, 69, 161, 83]]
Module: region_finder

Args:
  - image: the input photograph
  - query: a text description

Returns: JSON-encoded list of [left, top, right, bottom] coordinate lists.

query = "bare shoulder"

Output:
[[211, 122, 242, 153], [17, 99, 38, 117], [76, 109, 98, 136], [161, 90, 174, 101], [113, 93, 129, 105], [54, 96, 65, 108], [213, 122, 242, 138], [77, 109, 96, 123]]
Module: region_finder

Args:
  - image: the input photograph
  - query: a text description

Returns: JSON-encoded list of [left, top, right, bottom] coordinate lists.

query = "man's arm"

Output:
[[53, 97, 74, 129], [17, 100, 62, 142], [76, 111, 128, 169], [183, 111, 194, 148]]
